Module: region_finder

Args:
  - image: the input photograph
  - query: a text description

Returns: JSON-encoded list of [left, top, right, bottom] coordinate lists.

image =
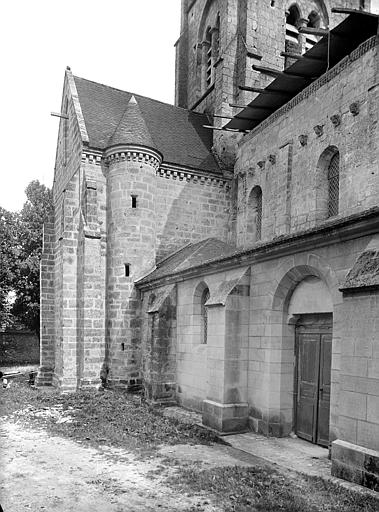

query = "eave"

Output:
[[136, 207, 379, 291]]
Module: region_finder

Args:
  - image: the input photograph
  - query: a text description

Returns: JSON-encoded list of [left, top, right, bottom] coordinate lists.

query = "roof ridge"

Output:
[[73, 75, 209, 118]]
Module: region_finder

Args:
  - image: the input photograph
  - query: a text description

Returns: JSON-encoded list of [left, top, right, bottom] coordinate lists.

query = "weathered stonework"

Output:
[[41, 1, 379, 491]]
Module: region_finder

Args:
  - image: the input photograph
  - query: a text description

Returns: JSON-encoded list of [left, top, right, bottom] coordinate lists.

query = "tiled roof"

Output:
[[74, 76, 220, 173], [108, 96, 154, 148], [137, 238, 236, 285]]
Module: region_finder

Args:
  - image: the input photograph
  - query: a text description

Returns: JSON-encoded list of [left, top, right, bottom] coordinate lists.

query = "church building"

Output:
[[38, 0, 379, 490]]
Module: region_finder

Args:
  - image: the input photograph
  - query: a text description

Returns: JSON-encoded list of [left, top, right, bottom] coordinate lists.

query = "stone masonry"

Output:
[[40, 0, 379, 490]]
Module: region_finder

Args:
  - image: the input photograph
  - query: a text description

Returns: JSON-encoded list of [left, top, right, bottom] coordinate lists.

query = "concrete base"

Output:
[[202, 399, 248, 433], [331, 439, 379, 491]]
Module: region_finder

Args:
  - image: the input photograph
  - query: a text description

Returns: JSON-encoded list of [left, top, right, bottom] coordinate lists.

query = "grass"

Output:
[[167, 466, 379, 512], [2, 372, 379, 512]]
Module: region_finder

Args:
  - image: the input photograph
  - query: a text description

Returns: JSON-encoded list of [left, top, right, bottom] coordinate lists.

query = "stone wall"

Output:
[[236, 39, 379, 247], [36, 218, 55, 385], [142, 286, 177, 402], [160, 224, 377, 442], [155, 167, 232, 260], [336, 290, 379, 450]]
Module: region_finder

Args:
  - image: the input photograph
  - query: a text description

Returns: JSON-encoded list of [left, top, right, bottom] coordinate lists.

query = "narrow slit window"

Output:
[[131, 195, 137, 208], [327, 153, 340, 218], [124, 264, 130, 277], [201, 288, 210, 344]]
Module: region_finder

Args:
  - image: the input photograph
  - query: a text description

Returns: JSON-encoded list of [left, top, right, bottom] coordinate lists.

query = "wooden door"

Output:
[[316, 333, 332, 446], [295, 315, 332, 447]]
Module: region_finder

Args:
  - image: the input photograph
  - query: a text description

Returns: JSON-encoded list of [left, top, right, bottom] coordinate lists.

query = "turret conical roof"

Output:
[[108, 95, 155, 148]]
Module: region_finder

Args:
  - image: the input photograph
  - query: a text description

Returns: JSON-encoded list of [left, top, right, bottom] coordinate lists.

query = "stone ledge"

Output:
[[202, 399, 249, 433], [331, 439, 379, 491]]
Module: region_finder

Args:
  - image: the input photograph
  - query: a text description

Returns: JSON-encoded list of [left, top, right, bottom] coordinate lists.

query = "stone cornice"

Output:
[[137, 207, 379, 291], [158, 163, 231, 188], [103, 144, 162, 170], [81, 149, 103, 165]]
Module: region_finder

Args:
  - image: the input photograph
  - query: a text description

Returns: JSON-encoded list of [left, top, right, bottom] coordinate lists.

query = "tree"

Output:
[[0, 207, 18, 329], [11, 181, 53, 336]]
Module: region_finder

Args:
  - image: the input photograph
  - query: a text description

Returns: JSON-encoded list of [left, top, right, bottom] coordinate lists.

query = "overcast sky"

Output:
[[0, 0, 180, 212], [1, 1, 378, 212]]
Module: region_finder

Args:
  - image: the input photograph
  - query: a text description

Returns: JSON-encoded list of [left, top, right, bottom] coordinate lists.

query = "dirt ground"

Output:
[[1, 376, 378, 512], [0, 419, 252, 512]]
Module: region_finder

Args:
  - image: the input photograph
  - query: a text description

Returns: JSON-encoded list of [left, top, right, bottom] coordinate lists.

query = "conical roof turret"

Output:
[[108, 95, 155, 148]]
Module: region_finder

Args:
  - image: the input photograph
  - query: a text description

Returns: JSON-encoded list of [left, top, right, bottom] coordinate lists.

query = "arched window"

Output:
[[247, 186, 263, 245], [285, 4, 301, 67], [203, 15, 220, 91], [315, 146, 340, 222], [327, 153, 340, 217], [201, 288, 210, 344], [198, 1, 220, 94], [193, 282, 210, 345]]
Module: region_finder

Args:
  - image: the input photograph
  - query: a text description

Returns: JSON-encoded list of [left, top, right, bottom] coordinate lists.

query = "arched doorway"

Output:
[[288, 276, 333, 446]]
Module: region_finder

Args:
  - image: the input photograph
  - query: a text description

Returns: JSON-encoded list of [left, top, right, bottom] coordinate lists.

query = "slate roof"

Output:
[[74, 76, 220, 173], [108, 96, 154, 148], [137, 238, 237, 285], [341, 250, 379, 291]]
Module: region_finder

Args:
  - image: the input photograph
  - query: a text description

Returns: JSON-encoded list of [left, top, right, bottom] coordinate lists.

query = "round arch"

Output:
[[198, 0, 220, 42], [271, 262, 337, 314], [286, 3, 302, 26], [261, 261, 339, 437]]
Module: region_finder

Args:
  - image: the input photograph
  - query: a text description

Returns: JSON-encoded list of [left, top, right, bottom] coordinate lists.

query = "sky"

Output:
[[1, 0, 379, 212], [0, 0, 181, 212]]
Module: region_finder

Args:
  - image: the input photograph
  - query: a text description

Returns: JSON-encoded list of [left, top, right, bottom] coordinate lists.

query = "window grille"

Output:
[[328, 153, 339, 217], [201, 289, 210, 344], [256, 189, 262, 241]]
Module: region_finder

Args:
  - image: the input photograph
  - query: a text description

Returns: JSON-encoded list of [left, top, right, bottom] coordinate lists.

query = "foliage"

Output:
[[0, 207, 18, 329], [11, 181, 53, 335]]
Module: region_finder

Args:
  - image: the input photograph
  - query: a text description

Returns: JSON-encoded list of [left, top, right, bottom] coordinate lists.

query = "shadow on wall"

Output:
[[155, 177, 231, 261], [0, 331, 40, 366]]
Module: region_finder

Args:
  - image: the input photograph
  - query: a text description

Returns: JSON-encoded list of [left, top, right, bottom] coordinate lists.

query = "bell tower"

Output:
[[174, 0, 369, 170]]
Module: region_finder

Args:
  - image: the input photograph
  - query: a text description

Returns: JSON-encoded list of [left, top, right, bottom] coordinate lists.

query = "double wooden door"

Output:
[[295, 314, 332, 447]]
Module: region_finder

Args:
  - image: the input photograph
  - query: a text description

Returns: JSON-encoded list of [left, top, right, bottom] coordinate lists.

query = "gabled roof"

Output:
[[108, 95, 154, 148], [226, 11, 379, 132], [137, 238, 237, 285], [73, 76, 221, 173]]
